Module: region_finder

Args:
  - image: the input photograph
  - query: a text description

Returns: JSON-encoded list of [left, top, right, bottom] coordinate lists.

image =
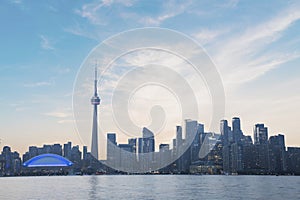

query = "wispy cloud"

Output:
[[15, 106, 28, 112], [44, 110, 74, 124], [75, 0, 135, 25], [70, 0, 300, 82], [58, 119, 75, 124], [75, 1, 109, 25], [72, 0, 193, 36], [40, 35, 55, 50], [193, 28, 229, 45], [138, 0, 193, 26], [9, 102, 29, 112], [64, 24, 100, 41], [44, 111, 71, 118], [202, 5, 300, 85], [217, 0, 239, 8], [23, 81, 53, 87], [10, 0, 22, 4], [55, 66, 71, 75]]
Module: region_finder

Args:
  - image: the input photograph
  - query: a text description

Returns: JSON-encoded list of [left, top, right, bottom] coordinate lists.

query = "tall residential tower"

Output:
[[91, 67, 101, 159]]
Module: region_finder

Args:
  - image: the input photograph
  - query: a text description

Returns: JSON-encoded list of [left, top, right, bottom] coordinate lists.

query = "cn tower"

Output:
[[91, 66, 100, 159]]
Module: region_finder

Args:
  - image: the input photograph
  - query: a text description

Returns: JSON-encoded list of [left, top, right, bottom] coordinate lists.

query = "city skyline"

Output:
[[1, 115, 300, 175], [1, 0, 300, 156], [1, 116, 299, 157]]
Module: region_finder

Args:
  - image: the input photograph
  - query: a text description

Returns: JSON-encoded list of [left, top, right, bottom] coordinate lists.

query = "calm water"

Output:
[[0, 175, 299, 199]]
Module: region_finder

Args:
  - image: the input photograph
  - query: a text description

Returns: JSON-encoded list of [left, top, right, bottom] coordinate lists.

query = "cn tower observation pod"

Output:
[[23, 153, 73, 167]]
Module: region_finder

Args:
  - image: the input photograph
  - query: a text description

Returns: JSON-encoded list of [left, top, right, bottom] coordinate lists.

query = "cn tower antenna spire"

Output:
[[95, 60, 98, 80], [94, 62, 98, 96]]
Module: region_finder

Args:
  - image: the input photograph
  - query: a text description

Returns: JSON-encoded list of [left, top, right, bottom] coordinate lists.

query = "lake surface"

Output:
[[0, 175, 299, 199]]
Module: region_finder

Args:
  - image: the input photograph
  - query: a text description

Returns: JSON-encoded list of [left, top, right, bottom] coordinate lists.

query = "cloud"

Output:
[[202, 6, 300, 85], [58, 119, 75, 124], [40, 35, 55, 50], [9, 102, 29, 112], [23, 81, 53, 87], [55, 67, 71, 75], [75, 0, 135, 25], [44, 110, 75, 124], [193, 28, 228, 45], [64, 25, 100, 41], [15, 106, 28, 112], [10, 0, 22, 4], [138, 0, 193, 26], [218, 0, 239, 8], [73, 0, 192, 33], [44, 111, 71, 118], [75, 1, 108, 25]]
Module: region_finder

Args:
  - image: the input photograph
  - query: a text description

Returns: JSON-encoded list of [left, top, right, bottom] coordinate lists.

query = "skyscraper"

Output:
[[83, 146, 88, 160], [107, 133, 117, 162], [232, 117, 243, 143], [176, 126, 183, 150], [286, 147, 300, 174], [91, 67, 101, 159], [128, 138, 137, 153], [191, 123, 204, 162], [178, 119, 198, 172], [221, 118, 244, 174], [269, 134, 286, 172], [254, 124, 268, 145], [253, 124, 270, 172], [140, 127, 155, 153], [185, 119, 198, 142], [137, 128, 155, 172], [107, 133, 117, 145], [220, 119, 229, 146], [198, 123, 205, 145], [220, 119, 230, 173], [63, 141, 72, 159]]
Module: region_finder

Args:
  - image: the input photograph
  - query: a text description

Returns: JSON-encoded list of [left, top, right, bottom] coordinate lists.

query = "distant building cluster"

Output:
[[0, 117, 300, 176], [105, 118, 300, 175], [0, 146, 21, 176], [0, 142, 101, 176], [220, 118, 300, 175]]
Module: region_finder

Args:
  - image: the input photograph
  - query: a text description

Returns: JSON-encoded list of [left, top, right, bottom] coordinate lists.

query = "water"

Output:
[[0, 175, 299, 199]]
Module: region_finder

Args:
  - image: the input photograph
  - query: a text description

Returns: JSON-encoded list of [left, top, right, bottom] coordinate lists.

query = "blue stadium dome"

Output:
[[23, 153, 73, 167]]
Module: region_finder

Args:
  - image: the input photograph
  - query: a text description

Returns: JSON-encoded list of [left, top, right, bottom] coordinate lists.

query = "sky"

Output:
[[1, 0, 300, 158]]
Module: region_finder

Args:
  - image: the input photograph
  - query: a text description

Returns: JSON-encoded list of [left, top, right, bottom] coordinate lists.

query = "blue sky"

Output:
[[1, 0, 300, 157]]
